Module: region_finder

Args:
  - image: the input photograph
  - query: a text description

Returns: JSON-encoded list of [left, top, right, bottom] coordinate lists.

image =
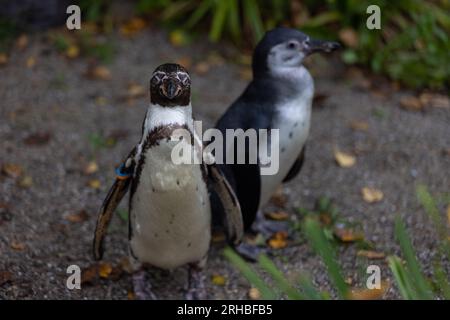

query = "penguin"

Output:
[[93, 63, 243, 299], [213, 28, 340, 237]]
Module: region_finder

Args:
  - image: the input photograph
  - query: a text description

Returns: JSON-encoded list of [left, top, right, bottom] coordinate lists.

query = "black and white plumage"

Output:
[[213, 28, 340, 231], [93, 63, 243, 299]]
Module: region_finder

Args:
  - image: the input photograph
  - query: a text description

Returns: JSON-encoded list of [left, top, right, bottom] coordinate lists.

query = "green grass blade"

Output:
[[433, 262, 450, 299], [223, 247, 277, 299], [242, 0, 264, 42], [226, 0, 240, 41], [303, 218, 349, 299], [258, 254, 304, 300], [394, 216, 434, 299], [209, 0, 228, 42], [388, 255, 418, 300], [186, 0, 213, 29]]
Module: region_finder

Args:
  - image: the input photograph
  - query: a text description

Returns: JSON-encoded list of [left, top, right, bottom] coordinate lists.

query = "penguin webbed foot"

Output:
[[132, 269, 157, 300], [185, 263, 207, 300]]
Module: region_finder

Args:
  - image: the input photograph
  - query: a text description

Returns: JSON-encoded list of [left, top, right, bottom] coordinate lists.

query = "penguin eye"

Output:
[[287, 41, 298, 50], [179, 74, 190, 86], [151, 75, 162, 86]]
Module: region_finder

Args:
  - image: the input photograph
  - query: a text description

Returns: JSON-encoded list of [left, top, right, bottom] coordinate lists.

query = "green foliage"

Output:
[[135, 0, 449, 89], [0, 18, 18, 52], [225, 187, 450, 300]]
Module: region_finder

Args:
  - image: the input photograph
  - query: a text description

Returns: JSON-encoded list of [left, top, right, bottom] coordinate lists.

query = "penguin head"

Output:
[[150, 63, 191, 106], [252, 27, 341, 78]]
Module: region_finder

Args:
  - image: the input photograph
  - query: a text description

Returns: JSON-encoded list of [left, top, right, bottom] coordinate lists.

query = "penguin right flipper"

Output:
[[208, 163, 244, 245], [93, 149, 136, 260], [282, 146, 306, 183]]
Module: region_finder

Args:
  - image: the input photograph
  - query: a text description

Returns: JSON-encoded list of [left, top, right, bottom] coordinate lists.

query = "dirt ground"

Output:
[[0, 26, 449, 300]]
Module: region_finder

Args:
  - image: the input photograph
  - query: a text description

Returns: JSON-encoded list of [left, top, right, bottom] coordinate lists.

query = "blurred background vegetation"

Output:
[[0, 0, 449, 90]]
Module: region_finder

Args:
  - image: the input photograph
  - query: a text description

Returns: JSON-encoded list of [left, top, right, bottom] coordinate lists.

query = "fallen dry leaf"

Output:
[[334, 225, 364, 242], [126, 83, 146, 98], [169, 30, 189, 47], [348, 281, 389, 300], [270, 187, 287, 207], [64, 210, 88, 223], [357, 250, 385, 259], [16, 34, 28, 50], [194, 62, 210, 75], [349, 120, 369, 132], [339, 28, 359, 48], [319, 212, 333, 226], [127, 291, 135, 300], [88, 179, 101, 189], [81, 265, 98, 284], [18, 175, 33, 188], [0, 271, 13, 286], [23, 131, 51, 146], [248, 287, 261, 300], [98, 262, 113, 279], [419, 92, 450, 109], [10, 241, 26, 251], [95, 96, 108, 106], [84, 161, 99, 175], [211, 230, 226, 243], [0, 53, 8, 65], [87, 65, 111, 80], [211, 274, 226, 286], [267, 231, 288, 249], [2, 163, 23, 178], [400, 96, 422, 111], [26, 56, 36, 68], [362, 187, 384, 203], [120, 17, 147, 37], [175, 56, 193, 69], [66, 45, 80, 59], [239, 68, 252, 81], [265, 211, 289, 221], [334, 150, 356, 168]]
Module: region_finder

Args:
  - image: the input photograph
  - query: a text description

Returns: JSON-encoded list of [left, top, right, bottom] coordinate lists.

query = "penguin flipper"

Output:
[[282, 146, 306, 183], [208, 164, 244, 245], [93, 150, 136, 260]]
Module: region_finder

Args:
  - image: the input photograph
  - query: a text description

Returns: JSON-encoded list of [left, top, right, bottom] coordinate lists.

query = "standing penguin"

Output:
[[213, 28, 340, 237], [93, 63, 243, 299]]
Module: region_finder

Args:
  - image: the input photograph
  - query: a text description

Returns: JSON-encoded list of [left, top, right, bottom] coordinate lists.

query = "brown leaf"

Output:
[[349, 120, 369, 132], [211, 274, 226, 286], [339, 28, 359, 48], [16, 34, 28, 50], [88, 179, 101, 189], [269, 187, 287, 207], [66, 45, 80, 59], [0, 271, 13, 286], [248, 287, 261, 300], [334, 225, 364, 243], [64, 210, 89, 223], [362, 187, 383, 203], [98, 262, 113, 279], [239, 68, 252, 81], [18, 175, 33, 188], [400, 96, 423, 111], [81, 264, 98, 284], [419, 93, 450, 109], [2, 163, 23, 178], [267, 231, 288, 249], [357, 250, 385, 259], [83, 161, 99, 175], [265, 211, 289, 221], [86, 65, 111, 80], [10, 241, 26, 251], [127, 291, 135, 300], [23, 131, 51, 146], [26, 56, 36, 68], [120, 17, 147, 37], [334, 150, 356, 168], [0, 53, 8, 65], [126, 83, 146, 99], [211, 230, 226, 243], [95, 96, 108, 106], [169, 30, 189, 47], [175, 56, 193, 69], [194, 62, 210, 75], [348, 281, 389, 300]]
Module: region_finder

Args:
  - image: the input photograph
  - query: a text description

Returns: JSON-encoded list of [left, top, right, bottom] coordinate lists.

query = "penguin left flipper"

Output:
[[207, 163, 244, 245], [93, 149, 136, 260]]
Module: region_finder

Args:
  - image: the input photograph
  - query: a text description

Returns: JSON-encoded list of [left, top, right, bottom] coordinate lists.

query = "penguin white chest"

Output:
[[259, 92, 312, 207], [129, 137, 211, 269]]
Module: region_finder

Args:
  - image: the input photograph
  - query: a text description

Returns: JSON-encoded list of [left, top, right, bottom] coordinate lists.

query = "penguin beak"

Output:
[[161, 79, 182, 100], [305, 39, 341, 56]]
